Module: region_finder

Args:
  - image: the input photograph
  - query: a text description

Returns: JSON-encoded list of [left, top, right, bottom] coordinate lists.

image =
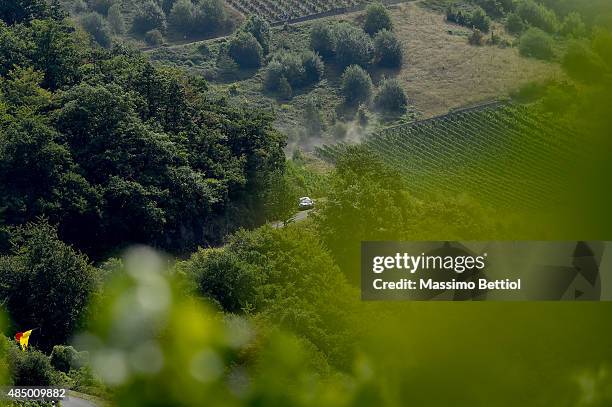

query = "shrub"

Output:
[[335, 23, 374, 69], [591, 29, 612, 67], [498, 0, 515, 13], [50, 345, 87, 373], [304, 97, 324, 135], [50, 345, 74, 373], [81, 12, 112, 47], [196, 42, 210, 55], [182, 248, 258, 313], [228, 83, 239, 95], [357, 104, 368, 126], [215, 46, 239, 79], [519, 28, 554, 60], [264, 60, 285, 91], [301, 51, 324, 84], [107, 3, 125, 34], [274, 52, 305, 87], [218, 226, 357, 367], [228, 31, 263, 68], [278, 76, 293, 99], [516, 0, 558, 33], [470, 7, 491, 32], [131, 0, 166, 34], [310, 21, 335, 58], [168, 0, 226, 36], [561, 12, 586, 38], [292, 148, 304, 162], [72, 0, 88, 13], [374, 78, 408, 114], [89, 0, 114, 15], [468, 28, 485, 45], [473, 0, 508, 18], [374, 29, 403, 68], [364, 2, 393, 36], [447, 5, 490, 32], [69, 366, 103, 396], [145, 28, 164, 45], [265, 51, 323, 95], [193, 0, 226, 35], [241, 15, 271, 54], [158, 0, 175, 14], [341, 65, 373, 105], [331, 122, 348, 139], [562, 40, 608, 84], [168, 0, 195, 35], [505, 12, 524, 35], [8, 346, 54, 386], [487, 29, 502, 46], [446, 6, 470, 26]]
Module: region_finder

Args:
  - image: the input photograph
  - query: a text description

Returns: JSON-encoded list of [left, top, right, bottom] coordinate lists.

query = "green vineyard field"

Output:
[[315, 104, 584, 209], [227, 0, 364, 23]]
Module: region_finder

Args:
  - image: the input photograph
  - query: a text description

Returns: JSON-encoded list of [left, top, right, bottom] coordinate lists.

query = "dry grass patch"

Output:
[[389, 2, 564, 117]]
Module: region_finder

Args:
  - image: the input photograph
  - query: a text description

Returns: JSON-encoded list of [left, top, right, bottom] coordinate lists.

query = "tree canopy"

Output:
[[364, 2, 393, 36], [0, 221, 97, 350]]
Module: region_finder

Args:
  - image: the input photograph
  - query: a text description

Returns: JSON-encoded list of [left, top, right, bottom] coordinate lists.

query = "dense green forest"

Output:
[[1, 0, 288, 259], [1, 0, 612, 406]]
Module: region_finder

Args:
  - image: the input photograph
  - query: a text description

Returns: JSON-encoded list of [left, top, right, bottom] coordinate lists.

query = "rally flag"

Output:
[[14, 329, 33, 351]]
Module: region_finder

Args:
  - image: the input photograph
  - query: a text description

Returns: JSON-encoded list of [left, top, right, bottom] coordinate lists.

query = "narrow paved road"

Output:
[[271, 209, 313, 228], [292, 209, 311, 223], [61, 394, 97, 407]]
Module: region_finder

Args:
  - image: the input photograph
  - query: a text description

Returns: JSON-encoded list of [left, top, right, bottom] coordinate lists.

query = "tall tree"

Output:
[[0, 221, 97, 350], [0, 0, 51, 25]]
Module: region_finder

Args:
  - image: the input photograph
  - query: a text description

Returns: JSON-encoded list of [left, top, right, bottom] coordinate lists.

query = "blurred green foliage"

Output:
[[179, 223, 359, 369], [314, 146, 505, 283], [50, 345, 88, 373], [551, 27, 612, 238], [519, 27, 555, 60], [79, 247, 374, 406], [516, 0, 559, 33]]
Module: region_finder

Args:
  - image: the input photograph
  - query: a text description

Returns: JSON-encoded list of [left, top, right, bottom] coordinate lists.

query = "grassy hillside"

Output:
[[389, 2, 563, 117]]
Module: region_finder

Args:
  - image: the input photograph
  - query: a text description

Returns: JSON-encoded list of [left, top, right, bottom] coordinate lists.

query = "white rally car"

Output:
[[298, 196, 314, 210]]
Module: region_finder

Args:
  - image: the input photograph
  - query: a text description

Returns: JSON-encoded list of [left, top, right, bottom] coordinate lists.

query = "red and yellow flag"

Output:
[[14, 330, 33, 351]]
